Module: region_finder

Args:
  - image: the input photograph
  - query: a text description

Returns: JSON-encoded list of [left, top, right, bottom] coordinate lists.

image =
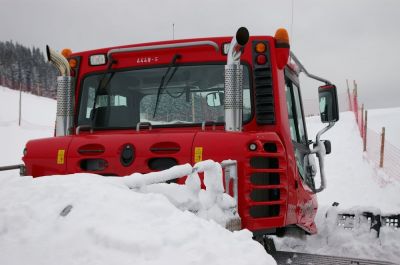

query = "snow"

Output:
[[367, 107, 400, 148], [275, 112, 400, 263], [0, 174, 274, 265], [0, 86, 274, 265], [1, 85, 399, 264], [307, 112, 400, 213], [0, 86, 55, 168]]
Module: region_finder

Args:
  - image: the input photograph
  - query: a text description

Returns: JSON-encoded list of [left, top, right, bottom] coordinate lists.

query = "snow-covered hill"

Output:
[[1, 86, 399, 264]]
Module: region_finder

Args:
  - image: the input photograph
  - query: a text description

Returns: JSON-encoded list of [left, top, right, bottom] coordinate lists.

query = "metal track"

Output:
[[272, 251, 396, 265]]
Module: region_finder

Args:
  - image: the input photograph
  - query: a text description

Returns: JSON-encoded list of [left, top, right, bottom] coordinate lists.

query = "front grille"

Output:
[[250, 205, 280, 218], [250, 189, 280, 202], [250, 172, 280, 185], [263, 143, 277, 153], [246, 138, 287, 221], [250, 156, 279, 169]]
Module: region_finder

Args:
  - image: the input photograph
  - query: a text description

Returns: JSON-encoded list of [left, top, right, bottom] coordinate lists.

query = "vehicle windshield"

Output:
[[77, 64, 251, 128]]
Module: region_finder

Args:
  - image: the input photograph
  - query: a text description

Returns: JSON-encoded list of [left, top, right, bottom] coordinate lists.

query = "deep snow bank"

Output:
[[0, 173, 275, 265], [275, 112, 400, 263]]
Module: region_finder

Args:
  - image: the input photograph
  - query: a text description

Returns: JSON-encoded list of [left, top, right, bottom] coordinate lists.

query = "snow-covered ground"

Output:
[[0, 85, 274, 265], [0, 86, 55, 168], [368, 107, 400, 148], [275, 112, 400, 263], [1, 86, 399, 264]]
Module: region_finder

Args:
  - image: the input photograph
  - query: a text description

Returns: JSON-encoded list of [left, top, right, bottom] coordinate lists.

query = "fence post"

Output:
[[363, 110, 368, 152], [353, 80, 358, 123], [379, 127, 385, 168], [346, 79, 352, 111], [360, 104, 364, 136]]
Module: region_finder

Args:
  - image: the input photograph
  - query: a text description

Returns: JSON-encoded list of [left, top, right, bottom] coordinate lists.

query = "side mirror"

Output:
[[206, 92, 224, 107], [318, 84, 339, 123]]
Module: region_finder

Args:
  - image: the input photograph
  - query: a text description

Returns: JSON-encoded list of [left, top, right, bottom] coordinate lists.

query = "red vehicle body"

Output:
[[22, 28, 338, 237]]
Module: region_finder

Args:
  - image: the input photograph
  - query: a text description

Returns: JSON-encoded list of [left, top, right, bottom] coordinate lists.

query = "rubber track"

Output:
[[271, 251, 396, 265]]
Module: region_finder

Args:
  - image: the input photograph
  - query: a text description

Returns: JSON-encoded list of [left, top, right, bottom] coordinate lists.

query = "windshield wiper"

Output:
[[90, 59, 117, 124], [153, 54, 181, 118]]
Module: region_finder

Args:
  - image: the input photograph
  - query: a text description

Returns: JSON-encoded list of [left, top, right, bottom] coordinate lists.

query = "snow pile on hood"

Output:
[[0, 173, 275, 265]]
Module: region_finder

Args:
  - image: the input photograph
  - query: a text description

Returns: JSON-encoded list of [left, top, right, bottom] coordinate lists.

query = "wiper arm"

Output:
[[153, 54, 181, 118], [90, 59, 117, 123]]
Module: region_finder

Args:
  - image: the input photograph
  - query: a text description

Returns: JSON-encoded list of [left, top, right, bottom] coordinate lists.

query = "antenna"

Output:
[[172, 23, 175, 40], [290, 0, 294, 46]]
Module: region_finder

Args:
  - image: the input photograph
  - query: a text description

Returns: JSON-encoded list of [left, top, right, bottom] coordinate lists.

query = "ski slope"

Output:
[[0, 86, 399, 264]]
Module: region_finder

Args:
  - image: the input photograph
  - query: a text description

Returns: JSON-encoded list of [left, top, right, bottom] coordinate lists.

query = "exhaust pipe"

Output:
[[224, 27, 249, 132], [46, 45, 74, 136]]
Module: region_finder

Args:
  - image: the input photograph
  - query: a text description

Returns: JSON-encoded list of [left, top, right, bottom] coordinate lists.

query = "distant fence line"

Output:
[[348, 80, 400, 181]]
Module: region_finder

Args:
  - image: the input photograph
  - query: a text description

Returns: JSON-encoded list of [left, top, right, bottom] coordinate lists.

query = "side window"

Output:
[[292, 84, 307, 144], [285, 79, 308, 180], [285, 81, 307, 144]]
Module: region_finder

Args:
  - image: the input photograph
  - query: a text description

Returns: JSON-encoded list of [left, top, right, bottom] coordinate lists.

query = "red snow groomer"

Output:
[[21, 28, 340, 240]]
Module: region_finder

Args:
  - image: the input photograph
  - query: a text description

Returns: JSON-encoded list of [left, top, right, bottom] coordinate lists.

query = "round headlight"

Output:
[[249, 143, 257, 151]]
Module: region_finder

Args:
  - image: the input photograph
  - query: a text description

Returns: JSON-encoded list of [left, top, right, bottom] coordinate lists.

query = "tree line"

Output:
[[0, 41, 57, 98]]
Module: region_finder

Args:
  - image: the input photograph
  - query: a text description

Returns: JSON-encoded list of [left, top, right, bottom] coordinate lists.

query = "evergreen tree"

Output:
[[0, 41, 57, 98]]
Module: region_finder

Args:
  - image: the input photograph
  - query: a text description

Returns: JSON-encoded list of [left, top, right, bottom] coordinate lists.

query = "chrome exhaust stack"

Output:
[[224, 27, 249, 132], [46, 45, 74, 136]]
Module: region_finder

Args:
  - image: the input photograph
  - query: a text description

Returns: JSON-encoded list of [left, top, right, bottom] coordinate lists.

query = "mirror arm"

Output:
[[310, 122, 335, 193], [290, 52, 332, 85]]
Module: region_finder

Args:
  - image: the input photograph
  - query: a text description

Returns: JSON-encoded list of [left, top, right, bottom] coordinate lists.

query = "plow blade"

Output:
[[337, 212, 399, 237], [272, 251, 396, 265]]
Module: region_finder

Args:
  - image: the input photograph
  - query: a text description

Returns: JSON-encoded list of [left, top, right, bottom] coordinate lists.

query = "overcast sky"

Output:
[[1, 0, 399, 108]]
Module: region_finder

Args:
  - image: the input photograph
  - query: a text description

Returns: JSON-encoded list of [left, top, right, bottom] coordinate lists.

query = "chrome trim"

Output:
[[46, 45, 70, 76], [75, 125, 93, 135], [310, 122, 335, 193], [136, 122, 152, 132], [290, 51, 332, 85], [47, 46, 73, 136], [107, 41, 219, 61], [201, 121, 216, 131], [221, 160, 238, 203], [224, 27, 249, 132]]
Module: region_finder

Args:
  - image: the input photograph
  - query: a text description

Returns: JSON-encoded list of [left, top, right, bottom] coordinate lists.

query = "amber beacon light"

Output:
[[274, 28, 290, 69]]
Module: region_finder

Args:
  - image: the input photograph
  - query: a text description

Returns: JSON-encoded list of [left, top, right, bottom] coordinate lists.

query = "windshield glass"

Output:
[[77, 64, 251, 128]]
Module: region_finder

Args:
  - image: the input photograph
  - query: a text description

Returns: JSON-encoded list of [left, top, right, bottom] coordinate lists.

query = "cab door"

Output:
[[284, 69, 318, 233]]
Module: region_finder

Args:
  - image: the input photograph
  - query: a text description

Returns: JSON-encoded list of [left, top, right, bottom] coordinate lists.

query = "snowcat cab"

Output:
[[18, 27, 339, 237]]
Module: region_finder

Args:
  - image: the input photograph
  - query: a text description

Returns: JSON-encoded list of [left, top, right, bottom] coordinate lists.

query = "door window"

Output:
[[285, 78, 313, 188]]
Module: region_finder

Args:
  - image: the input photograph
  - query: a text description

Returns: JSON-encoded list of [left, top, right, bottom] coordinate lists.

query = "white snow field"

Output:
[[275, 112, 400, 263], [1, 86, 399, 264], [0, 85, 274, 265], [368, 107, 400, 148]]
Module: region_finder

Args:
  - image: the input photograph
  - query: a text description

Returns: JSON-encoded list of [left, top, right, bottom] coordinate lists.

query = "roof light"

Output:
[[255, 42, 266, 53], [274, 28, 290, 48], [68, 58, 77, 68], [61, 48, 72, 58], [89, 54, 107, 66]]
